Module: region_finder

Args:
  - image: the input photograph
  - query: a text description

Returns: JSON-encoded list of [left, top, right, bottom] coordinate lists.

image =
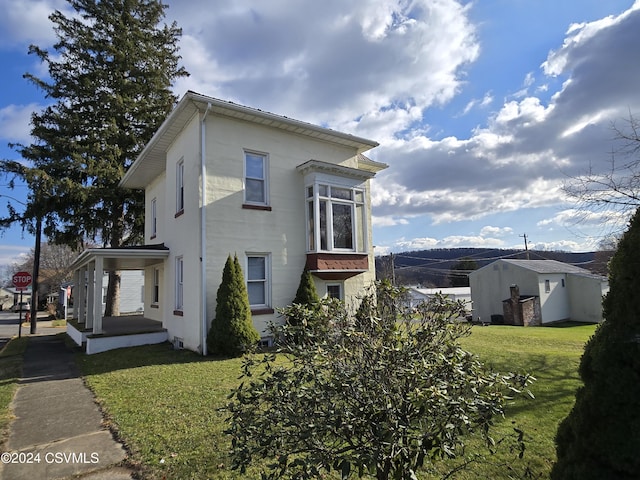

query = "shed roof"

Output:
[[500, 259, 591, 274]]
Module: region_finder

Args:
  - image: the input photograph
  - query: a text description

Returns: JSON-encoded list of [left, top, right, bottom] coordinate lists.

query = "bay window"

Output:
[[306, 183, 366, 253]]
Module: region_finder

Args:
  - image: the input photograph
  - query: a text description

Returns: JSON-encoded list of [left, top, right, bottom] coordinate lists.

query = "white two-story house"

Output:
[[68, 91, 387, 354]]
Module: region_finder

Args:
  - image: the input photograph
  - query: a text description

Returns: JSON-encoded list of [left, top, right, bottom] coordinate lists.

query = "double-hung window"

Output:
[[244, 151, 268, 205], [175, 257, 184, 311], [246, 254, 270, 308], [151, 197, 157, 238], [306, 183, 366, 252], [176, 159, 185, 214], [152, 268, 160, 304]]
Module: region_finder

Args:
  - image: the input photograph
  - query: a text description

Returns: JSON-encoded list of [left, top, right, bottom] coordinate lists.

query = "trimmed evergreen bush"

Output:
[[293, 267, 319, 306], [287, 267, 320, 327], [207, 254, 260, 357], [552, 208, 640, 479]]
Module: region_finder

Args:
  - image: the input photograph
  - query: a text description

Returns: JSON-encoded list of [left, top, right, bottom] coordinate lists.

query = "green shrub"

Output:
[[207, 254, 260, 357], [227, 282, 534, 480], [287, 267, 320, 328], [552, 208, 640, 479]]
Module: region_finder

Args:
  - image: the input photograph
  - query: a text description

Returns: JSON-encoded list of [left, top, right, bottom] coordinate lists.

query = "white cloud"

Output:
[[368, 4, 640, 229], [537, 208, 630, 229], [0, 0, 69, 47], [0, 245, 30, 270], [480, 226, 513, 237], [0, 103, 39, 143], [166, 0, 479, 131], [394, 234, 506, 251]]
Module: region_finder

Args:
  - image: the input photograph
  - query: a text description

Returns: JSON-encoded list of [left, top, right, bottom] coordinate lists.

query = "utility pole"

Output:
[[390, 252, 396, 285], [520, 233, 530, 260]]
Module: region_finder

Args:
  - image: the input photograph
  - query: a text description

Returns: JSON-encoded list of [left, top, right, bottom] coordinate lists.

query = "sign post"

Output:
[[12, 272, 32, 338]]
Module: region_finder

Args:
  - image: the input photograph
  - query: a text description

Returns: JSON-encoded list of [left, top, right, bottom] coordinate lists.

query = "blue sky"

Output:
[[1, 0, 639, 271]]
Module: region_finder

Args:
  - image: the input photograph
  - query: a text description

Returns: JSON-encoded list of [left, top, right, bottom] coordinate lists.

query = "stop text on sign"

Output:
[[12, 272, 32, 288]]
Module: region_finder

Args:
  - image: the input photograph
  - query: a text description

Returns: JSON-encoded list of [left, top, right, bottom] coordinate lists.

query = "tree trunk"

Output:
[[104, 270, 121, 316], [104, 205, 125, 317]]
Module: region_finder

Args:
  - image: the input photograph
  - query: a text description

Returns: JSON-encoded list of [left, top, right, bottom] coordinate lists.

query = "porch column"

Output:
[[93, 256, 104, 334], [86, 261, 95, 330], [76, 267, 86, 324]]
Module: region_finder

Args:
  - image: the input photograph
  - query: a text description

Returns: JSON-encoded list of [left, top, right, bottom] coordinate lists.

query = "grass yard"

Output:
[[77, 323, 597, 479], [0, 337, 29, 448]]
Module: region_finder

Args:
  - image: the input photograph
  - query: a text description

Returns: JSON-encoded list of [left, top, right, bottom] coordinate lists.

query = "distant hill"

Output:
[[375, 248, 614, 288]]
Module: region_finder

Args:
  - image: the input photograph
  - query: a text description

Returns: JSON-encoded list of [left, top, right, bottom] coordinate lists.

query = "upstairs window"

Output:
[[176, 159, 185, 214], [306, 183, 366, 253], [151, 197, 157, 238], [244, 151, 269, 205]]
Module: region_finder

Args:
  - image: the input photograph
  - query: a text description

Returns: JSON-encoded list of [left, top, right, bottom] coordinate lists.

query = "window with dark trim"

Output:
[[175, 257, 184, 311], [176, 159, 184, 214], [244, 151, 269, 206], [151, 197, 157, 238], [247, 254, 270, 308], [153, 268, 160, 304]]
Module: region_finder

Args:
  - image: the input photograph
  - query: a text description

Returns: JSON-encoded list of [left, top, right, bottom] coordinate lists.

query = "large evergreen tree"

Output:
[[552, 208, 640, 479], [207, 255, 260, 357], [2, 0, 188, 315]]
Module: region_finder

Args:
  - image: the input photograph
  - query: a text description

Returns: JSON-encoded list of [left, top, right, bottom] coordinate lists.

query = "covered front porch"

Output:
[[67, 315, 169, 354], [67, 244, 170, 354]]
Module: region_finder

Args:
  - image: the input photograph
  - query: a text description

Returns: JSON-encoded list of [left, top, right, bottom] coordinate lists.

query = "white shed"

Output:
[[468, 259, 608, 325]]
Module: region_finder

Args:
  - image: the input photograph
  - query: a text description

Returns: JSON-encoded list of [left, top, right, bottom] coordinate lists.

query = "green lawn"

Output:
[[77, 323, 597, 479], [0, 337, 29, 448]]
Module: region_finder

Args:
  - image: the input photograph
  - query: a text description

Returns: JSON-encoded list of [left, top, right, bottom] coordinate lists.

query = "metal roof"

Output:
[[499, 259, 592, 275], [120, 91, 380, 189]]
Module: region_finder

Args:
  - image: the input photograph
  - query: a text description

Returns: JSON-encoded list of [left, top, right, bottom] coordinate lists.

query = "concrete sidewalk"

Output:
[[1, 334, 135, 480]]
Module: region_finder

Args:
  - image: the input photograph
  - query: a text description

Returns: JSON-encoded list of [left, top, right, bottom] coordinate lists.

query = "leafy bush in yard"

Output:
[[226, 283, 534, 480], [286, 267, 321, 331], [552, 208, 640, 480], [207, 254, 260, 357]]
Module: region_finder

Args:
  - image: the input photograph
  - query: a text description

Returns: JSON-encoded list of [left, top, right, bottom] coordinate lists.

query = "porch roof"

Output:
[[70, 244, 170, 271]]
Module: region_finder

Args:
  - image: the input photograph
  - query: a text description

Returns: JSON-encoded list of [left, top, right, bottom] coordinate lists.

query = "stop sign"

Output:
[[12, 271, 32, 289]]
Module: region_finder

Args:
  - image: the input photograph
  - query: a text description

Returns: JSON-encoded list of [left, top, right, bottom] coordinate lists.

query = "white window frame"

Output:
[[326, 283, 343, 300], [176, 158, 185, 213], [246, 253, 271, 308], [151, 197, 157, 237], [306, 182, 367, 253], [175, 256, 184, 311], [152, 268, 160, 304], [244, 151, 269, 206]]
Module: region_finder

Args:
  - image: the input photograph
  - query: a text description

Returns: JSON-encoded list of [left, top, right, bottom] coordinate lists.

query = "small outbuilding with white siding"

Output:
[[468, 259, 608, 325]]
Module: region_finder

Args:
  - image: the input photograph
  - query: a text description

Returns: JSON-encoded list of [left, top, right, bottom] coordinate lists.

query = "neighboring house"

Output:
[[68, 91, 387, 354], [0, 287, 32, 311], [407, 286, 471, 312], [60, 270, 144, 317], [96, 270, 144, 314], [0, 287, 16, 311], [469, 259, 609, 325]]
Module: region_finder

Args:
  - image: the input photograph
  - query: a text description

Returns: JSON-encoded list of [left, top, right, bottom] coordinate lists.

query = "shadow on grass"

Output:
[[545, 321, 599, 328], [499, 353, 583, 418], [75, 339, 250, 376]]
